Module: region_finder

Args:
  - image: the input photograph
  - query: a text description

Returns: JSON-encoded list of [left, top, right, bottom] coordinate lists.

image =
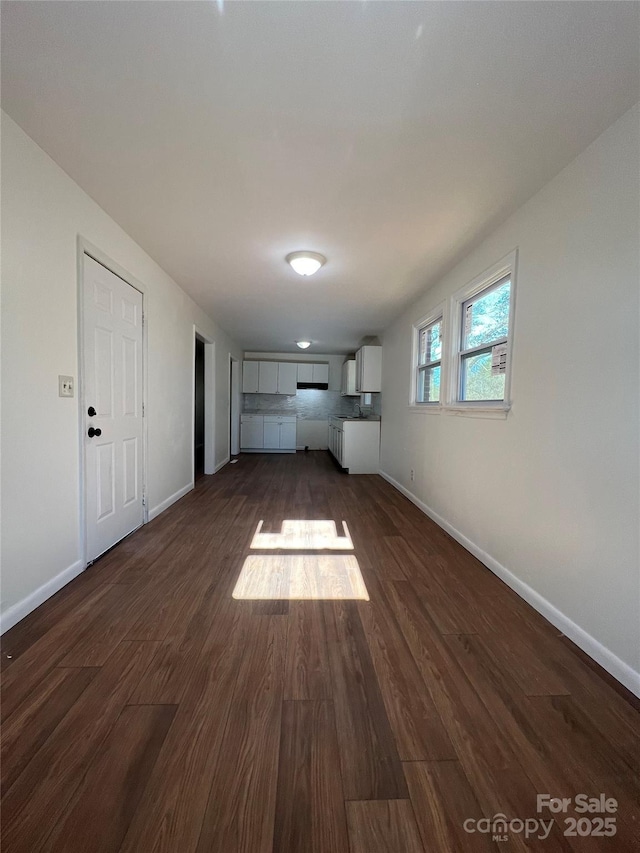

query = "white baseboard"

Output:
[[214, 455, 230, 473], [148, 483, 193, 521], [378, 470, 640, 699], [0, 558, 85, 635]]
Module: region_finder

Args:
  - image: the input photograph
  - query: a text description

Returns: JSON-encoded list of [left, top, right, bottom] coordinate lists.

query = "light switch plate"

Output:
[[59, 375, 74, 397]]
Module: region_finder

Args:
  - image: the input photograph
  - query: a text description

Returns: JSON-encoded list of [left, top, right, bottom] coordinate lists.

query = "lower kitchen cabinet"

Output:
[[240, 414, 263, 449], [241, 414, 296, 453], [328, 417, 380, 474]]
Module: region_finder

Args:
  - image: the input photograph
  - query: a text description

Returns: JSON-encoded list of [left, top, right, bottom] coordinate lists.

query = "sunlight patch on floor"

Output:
[[249, 519, 354, 551], [232, 554, 369, 600]]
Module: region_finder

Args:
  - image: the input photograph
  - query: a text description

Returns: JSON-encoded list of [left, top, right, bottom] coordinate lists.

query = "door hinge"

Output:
[[142, 402, 145, 417], [142, 495, 146, 507]]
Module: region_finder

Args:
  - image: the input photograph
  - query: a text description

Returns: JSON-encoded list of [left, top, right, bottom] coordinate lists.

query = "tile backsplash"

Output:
[[243, 389, 380, 420]]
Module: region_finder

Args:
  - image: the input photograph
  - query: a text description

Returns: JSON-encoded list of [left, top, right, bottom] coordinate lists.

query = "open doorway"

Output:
[[193, 328, 216, 481], [194, 336, 205, 480]]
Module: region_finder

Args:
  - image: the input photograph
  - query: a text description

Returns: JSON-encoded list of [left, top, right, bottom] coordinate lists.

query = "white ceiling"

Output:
[[2, 1, 639, 353]]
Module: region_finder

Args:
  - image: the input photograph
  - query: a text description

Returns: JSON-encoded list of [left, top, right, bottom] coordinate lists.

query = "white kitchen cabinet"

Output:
[[328, 421, 344, 465], [277, 361, 298, 395], [328, 417, 380, 474], [341, 360, 357, 396], [242, 360, 259, 393], [240, 414, 264, 448], [243, 361, 298, 395], [279, 420, 297, 449], [297, 363, 329, 385], [312, 363, 329, 384], [241, 414, 296, 452], [355, 346, 382, 392], [258, 361, 279, 394], [263, 420, 280, 449], [263, 415, 296, 452], [297, 363, 313, 383]]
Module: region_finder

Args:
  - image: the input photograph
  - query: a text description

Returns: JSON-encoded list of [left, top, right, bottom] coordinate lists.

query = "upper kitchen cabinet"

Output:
[[243, 359, 329, 394], [242, 360, 259, 393], [242, 360, 299, 394], [258, 361, 279, 393], [341, 360, 358, 396], [297, 363, 329, 385], [277, 361, 298, 395], [296, 363, 313, 383], [355, 346, 382, 392]]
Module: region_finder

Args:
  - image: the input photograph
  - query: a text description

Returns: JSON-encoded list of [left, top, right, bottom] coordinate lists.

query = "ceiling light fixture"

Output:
[[286, 251, 326, 276], [296, 341, 311, 349]]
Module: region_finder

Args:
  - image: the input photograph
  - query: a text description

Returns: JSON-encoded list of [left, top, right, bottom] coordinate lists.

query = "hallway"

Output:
[[2, 452, 639, 851]]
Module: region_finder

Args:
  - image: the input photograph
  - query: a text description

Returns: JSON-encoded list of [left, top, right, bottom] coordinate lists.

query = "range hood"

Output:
[[296, 381, 329, 390]]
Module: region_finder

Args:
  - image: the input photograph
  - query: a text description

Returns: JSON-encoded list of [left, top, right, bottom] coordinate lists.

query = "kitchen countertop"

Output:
[[332, 415, 380, 422]]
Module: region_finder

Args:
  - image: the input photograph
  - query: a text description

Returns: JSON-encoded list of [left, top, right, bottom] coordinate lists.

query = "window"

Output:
[[459, 275, 510, 401], [449, 252, 516, 409], [415, 315, 442, 404], [410, 252, 516, 416]]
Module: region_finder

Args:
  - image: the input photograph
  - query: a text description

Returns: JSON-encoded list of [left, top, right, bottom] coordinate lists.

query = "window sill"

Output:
[[408, 404, 442, 414], [442, 404, 510, 420]]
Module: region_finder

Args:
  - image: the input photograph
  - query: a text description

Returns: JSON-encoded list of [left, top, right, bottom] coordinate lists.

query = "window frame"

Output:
[[445, 250, 517, 415], [410, 303, 444, 411]]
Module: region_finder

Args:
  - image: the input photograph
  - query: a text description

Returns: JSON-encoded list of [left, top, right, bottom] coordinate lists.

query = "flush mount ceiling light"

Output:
[[296, 340, 312, 349], [286, 251, 326, 276]]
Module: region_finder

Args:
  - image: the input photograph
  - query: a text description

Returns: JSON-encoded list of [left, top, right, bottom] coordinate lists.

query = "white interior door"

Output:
[[83, 255, 144, 562]]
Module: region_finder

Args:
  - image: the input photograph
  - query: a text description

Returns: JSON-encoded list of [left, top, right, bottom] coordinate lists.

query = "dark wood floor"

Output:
[[2, 452, 639, 852]]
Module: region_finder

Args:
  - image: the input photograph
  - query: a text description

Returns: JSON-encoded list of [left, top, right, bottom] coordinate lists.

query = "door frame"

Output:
[[230, 356, 240, 456], [77, 237, 148, 567], [192, 326, 216, 479]]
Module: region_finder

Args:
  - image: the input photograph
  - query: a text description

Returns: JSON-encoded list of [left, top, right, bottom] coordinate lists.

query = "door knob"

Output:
[[88, 427, 102, 438], [87, 406, 96, 417]]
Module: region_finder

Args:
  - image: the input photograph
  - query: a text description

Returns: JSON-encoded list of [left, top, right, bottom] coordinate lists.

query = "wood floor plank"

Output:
[[273, 700, 349, 853], [119, 597, 248, 853], [58, 576, 186, 666], [441, 633, 591, 808], [1, 571, 107, 670], [1, 666, 99, 795], [358, 577, 455, 761], [2, 452, 638, 853], [43, 704, 176, 853], [383, 582, 546, 852], [253, 600, 290, 615], [440, 629, 639, 847], [526, 694, 640, 848], [476, 619, 571, 697], [404, 761, 497, 852], [0, 583, 131, 723], [346, 799, 425, 853], [325, 600, 408, 800], [391, 555, 485, 634], [284, 601, 332, 700], [1, 641, 159, 852], [127, 574, 224, 705], [194, 615, 287, 853]]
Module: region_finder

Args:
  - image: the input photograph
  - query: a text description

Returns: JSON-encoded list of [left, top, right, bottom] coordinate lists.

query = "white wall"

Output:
[[0, 112, 242, 629], [380, 105, 640, 694]]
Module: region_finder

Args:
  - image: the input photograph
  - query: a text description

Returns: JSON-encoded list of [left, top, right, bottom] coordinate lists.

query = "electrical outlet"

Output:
[[59, 375, 74, 397], [410, 469, 415, 482]]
